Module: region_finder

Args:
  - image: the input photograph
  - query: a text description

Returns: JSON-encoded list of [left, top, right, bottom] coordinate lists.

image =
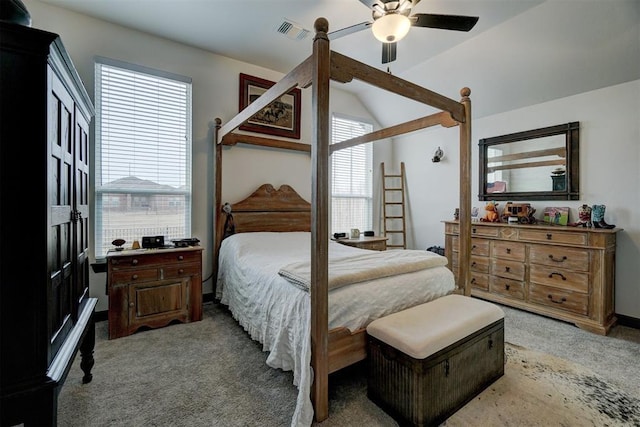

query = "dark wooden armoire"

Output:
[[0, 20, 98, 426]]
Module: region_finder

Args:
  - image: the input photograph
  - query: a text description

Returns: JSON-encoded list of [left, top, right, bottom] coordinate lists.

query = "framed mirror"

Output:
[[479, 122, 579, 201]]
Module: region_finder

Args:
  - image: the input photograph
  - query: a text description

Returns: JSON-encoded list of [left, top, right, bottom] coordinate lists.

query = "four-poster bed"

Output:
[[213, 17, 472, 426]]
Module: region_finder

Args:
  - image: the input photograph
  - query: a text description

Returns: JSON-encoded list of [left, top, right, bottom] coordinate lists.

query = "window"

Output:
[[94, 58, 192, 257], [331, 114, 373, 234]]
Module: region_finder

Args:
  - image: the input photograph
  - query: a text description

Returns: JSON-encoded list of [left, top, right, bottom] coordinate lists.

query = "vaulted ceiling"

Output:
[[41, 0, 640, 124]]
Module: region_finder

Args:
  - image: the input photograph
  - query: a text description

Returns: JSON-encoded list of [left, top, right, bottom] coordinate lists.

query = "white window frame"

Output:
[[330, 113, 373, 235], [94, 57, 192, 258]]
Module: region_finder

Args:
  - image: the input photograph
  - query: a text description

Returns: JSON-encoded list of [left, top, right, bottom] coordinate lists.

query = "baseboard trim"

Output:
[[617, 313, 640, 330], [96, 296, 639, 330]]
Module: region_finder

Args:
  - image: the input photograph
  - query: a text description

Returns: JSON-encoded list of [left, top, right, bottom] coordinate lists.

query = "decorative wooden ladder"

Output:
[[381, 162, 407, 249]]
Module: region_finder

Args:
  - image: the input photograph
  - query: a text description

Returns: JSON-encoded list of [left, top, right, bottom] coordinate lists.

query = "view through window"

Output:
[[94, 58, 192, 257], [331, 114, 373, 234]]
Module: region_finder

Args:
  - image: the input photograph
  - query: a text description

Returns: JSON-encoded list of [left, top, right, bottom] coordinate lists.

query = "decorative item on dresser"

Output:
[[107, 246, 203, 339], [0, 21, 97, 426], [333, 235, 389, 251], [444, 221, 621, 335]]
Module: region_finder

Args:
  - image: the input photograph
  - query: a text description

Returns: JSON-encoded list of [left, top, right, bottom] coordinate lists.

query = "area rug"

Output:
[[443, 343, 640, 427]]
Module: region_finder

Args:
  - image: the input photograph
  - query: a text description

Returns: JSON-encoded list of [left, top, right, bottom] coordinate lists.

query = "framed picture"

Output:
[[238, 73, 301, 139], [543, 207, 569, 225]]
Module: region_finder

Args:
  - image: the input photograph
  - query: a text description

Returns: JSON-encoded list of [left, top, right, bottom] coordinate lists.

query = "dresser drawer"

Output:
[[491, 259, 525, 281], [471, 225, 499, 237], [470, 256, 490, 274], [518, 229, 588, 246], [492, 241, 525, 261], [529, 283, 588, 315], [529, 245, 589, 271], [471, 238, 490, 256], [530, 265, 589, 293], [490, 276, 525, 300], [164, 263, 201, 279], [470, 272, 489, 291]]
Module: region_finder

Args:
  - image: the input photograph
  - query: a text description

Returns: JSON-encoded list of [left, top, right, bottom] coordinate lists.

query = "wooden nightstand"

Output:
[[333, 236, 388, 251], [107, 246, 203, 339]]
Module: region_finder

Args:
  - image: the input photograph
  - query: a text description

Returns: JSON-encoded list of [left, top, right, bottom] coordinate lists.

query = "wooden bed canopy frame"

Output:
[[212, 17, 472, 423]]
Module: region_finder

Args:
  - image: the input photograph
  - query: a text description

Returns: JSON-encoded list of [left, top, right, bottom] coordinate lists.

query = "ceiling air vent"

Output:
[[276, 19, 310, 41]]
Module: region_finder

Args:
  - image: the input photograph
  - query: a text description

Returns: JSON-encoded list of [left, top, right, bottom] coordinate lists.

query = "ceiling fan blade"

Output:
[[412, 13, 479, 32], [328, 21, 372, 40], [382, 42, 397, 64]]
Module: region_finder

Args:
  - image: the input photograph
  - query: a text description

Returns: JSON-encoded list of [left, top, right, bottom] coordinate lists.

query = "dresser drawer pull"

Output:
[[131, 259, 139, 266], [546, 233, 552, 240], [472, 244, 477, 250], [548, 272, 567, 280], [548, 255, 567, 262], [472, 228, 477, 234], [131, 274, 138, 280], [505, 284, 510, 291], [177, 255, 184, 261], [505, 266, 511, 273], [472, 261, 477, 267], [506, 248, 511, 254], [471, 278, 476, 284], [547, 295, 567, 304], [178, 269, 184, 274]]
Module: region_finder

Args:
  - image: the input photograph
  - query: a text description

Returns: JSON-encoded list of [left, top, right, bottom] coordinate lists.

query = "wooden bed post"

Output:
[[310, 17, 331, 423], [458, 88, 472, 296], [213, 118, 223, 296]]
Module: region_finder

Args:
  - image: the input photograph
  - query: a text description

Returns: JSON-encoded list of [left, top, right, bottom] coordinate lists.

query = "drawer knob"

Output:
[[129, 302, 135, 307], [548, 272, 567, 280], [132, 259, 139, 265], [547, 295, 567, 304], [505, 266, 511, 273], [178, 255, 184, 261], [132, 274, 138, 280], [472, 261, 476, 266], [472, 228, 477, 234], [548, 255, 567, 262], [505, 284, 510, 291], [506, 248, 511, 254], [471, 278, 476, 284], [546, 233, 552, 240], [178, 269, 184, 274]]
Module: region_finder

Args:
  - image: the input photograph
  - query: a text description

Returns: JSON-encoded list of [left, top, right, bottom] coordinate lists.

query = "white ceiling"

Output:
[[41, 0, 640, 123]]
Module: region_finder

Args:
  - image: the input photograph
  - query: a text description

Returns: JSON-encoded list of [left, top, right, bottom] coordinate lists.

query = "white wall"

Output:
[[393, 80, 640, 319], [24, 0, 389, 311]]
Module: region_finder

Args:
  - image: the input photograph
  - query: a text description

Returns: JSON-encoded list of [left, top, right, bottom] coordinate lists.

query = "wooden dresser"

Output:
[[444, 221, 620, 335], [107, 247, 203, 339]]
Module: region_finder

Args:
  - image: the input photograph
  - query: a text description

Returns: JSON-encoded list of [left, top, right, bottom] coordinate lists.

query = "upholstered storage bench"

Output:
[[366, 294, 505, 427]]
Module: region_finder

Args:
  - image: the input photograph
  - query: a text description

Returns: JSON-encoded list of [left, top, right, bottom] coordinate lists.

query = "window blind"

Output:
[[94, 58, 192, 257], [331, 114, 373, 234]]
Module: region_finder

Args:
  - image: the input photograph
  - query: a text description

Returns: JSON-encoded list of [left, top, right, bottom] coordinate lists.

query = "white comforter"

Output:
[[216, 232, 454, 427]]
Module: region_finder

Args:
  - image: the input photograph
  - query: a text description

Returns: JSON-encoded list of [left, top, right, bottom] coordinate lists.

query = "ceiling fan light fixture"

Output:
[[372, 13, 411, 43]]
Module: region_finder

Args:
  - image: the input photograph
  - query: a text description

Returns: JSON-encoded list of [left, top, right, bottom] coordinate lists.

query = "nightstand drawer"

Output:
[[471, 225, 499, 237], [111, 268, 159, 284], [164, 263, 201, 280], [109, 250, 201, 269]]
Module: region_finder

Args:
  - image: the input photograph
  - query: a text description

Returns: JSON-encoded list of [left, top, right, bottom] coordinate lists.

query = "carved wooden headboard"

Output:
[[220, 183, 311, 235]]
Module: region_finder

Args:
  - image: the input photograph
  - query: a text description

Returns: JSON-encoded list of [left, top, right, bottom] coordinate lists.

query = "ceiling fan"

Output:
[[328, 0, 479, 64]]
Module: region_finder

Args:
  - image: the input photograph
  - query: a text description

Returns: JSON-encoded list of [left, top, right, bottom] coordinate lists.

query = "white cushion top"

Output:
[[366, 294, 504, 359]]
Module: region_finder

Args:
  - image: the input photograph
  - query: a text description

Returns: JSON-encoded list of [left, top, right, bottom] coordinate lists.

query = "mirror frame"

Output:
[[479, 122, 580, 201]]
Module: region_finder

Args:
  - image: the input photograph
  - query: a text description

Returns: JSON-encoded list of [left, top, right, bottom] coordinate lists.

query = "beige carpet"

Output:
[[58, 303, 640, 426]]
